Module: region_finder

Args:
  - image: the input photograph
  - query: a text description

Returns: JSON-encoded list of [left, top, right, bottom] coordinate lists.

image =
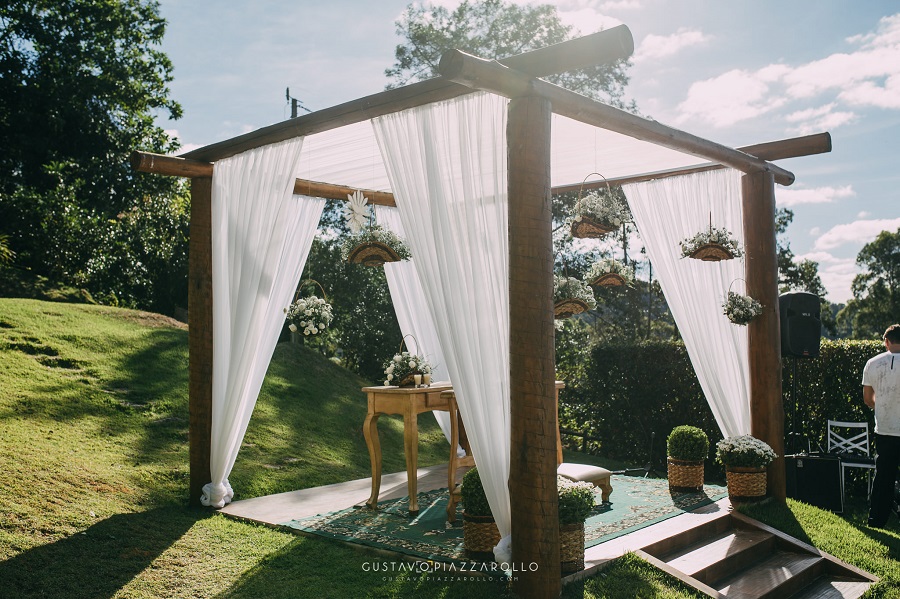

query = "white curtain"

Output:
[[374, 205, 456, 446], [622, 169, 751, 437], [203, 138, 325, 508], [372, 92, 512, 538]]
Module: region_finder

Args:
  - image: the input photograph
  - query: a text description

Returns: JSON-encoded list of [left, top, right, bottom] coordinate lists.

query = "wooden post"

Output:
[[508, 94, 560, 597], [741, 171, 786, 501], [188, 176, 214, 507]]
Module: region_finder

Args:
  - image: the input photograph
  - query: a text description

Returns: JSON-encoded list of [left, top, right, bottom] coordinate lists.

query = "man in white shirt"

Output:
[[863, 324, 900, 527]]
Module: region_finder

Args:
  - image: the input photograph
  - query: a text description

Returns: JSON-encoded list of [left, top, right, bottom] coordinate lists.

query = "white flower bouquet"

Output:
[[716, 435, 777, 469], [383, 350, 433, 387], [722, 291, 762, 325], [679, 226, 743, 260], [570, 189, 629, 238], [284, 295, 334, 337], [553, 275, 596, 319], [585, 258, 634, 287], [341, 224, 411, 265]]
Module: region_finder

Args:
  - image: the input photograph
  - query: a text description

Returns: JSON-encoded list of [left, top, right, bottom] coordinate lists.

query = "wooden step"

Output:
[[788, 577, 873, 599], [663, 528, 777, 586], [714, 551, 824, 599], [640, 511, 734, 558]]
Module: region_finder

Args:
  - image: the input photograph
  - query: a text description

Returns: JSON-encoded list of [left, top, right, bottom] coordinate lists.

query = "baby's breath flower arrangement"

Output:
[[723, 291, 763, 325], [341, 224, 412, 265], [716, 435, 777, 469], [553, 275, 596, 319], [570, 189, 630, 236], [585, 258, 635, 287], [383, 351, 433, 387], [284, 295, 333, 337], [679, 226, 744, 260]]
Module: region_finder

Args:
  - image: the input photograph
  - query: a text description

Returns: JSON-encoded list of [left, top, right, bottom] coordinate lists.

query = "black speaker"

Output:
[[785, 454, 843, 512], [779, 291, 821, 358]]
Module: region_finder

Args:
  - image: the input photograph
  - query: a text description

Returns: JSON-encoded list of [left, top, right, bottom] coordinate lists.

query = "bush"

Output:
[[461, 467, 492, 518], [716, 435, 777, 468], [558, 476, 595, 525], [667, 425, 709, 461]]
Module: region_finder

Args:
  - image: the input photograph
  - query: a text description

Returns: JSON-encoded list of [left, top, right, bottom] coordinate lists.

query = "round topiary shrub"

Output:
[[461, 467, 492, 518], [667, 425, 710, 461], [557, 476, 596, 525]]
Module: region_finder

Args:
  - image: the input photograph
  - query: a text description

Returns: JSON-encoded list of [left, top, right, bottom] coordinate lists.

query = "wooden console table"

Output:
[[363, 383, 467, 515]]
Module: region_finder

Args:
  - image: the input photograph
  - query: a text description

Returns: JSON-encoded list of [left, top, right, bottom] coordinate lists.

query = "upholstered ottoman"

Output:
[[557, 462, 613, 502]]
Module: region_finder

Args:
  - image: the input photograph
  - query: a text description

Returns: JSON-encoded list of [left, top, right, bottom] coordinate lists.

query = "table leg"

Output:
[[364, 410, 382, 509], [447, 399, 460, 522], [404, 406, 419, 515]]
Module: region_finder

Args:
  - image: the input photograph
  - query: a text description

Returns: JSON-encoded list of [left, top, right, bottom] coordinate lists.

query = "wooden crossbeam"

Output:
[[438, 49, 797, 186], [180, 27, 634, 163]]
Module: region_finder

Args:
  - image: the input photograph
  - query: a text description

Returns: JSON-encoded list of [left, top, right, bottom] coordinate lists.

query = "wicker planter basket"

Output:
[[560, 522, 585, 573], [346, 241, 402, 266], [589, 272, 626, 287], [554, 298, 590, 319], [667, 457, 704, 492], [725, 466, 767, 501], [463, 513, 501, 559], [688, 243, 734, 262], [570, 216, 616, 239]]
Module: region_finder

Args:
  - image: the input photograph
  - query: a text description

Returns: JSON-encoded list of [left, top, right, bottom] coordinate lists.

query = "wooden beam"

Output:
[[438, 50, 797, 186], [508, 94, 560, 597], [131, 151, 398, 206], [188, 176, 214, 508], [552, 133, 832, 193], [742, 171, 786, 502], [181, 28, 635, 163]]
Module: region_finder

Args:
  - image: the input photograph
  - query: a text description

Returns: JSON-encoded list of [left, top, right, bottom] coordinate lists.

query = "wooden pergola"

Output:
[[133, 25, 831, 598]]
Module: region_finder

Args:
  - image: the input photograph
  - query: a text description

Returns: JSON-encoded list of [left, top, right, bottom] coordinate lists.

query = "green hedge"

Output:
[[557, 339, 883, 468]]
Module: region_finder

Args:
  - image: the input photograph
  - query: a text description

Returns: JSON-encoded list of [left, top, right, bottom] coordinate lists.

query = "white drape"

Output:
[[622, 169, 751, 437], [374, 204, 454, 444], [203, 138, 325, 507], [372, 92, 512, 538]]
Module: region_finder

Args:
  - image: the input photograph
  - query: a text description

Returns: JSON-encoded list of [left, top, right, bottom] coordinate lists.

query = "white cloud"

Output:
[[814, 217, 900, 250], [599, 0, 641, 9], [676, 69, 786, 127], [164, 129, 203, 155], [676, 12, 900, 129], [809, 227, 821, 237], [633, 28, 711, 64], [776, 184, 855, 207], [797, 252, 860, 303], [858, 211, 871, 218]]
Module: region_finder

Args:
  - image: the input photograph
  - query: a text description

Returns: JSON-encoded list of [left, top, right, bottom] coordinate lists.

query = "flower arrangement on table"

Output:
[[382, 350, 433, 387], [341, 223, 412, 266], [584, 257, 635, 287], [553, 274, 596, 319], [723, 291, 763, 325], [570, 189, 630, 238], [716, 435, 777, 469], [284, 290, 333, 337], [679, 226, 743, 261]]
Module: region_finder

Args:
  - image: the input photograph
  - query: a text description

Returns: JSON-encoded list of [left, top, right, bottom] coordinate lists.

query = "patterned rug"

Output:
[[282, 475, 727, 563]]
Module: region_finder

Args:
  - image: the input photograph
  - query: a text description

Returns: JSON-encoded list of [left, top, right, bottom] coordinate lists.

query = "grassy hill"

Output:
[[1, 298, 897, 598]]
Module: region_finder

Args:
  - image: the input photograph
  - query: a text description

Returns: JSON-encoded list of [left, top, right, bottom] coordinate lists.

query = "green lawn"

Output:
[[0, 298, 896, 598]]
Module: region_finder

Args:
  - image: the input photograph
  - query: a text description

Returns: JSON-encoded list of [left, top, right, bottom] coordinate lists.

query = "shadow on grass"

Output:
[[0, 507, 204, 599]]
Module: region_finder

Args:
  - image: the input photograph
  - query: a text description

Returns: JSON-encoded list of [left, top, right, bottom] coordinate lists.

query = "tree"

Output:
[[386, 0, 635, 109], [0, 0, 183, 308], [837, 228, 900, 339]]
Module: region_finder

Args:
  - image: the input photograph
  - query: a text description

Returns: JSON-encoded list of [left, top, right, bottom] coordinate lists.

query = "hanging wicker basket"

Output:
[[570, 172, 623, 239], [560, 522, 586, 573], [554, 298, 590, 320], [346, 241, 402, 267], [689, 243, 734, 262], [590, 272, 627, 287], [667, 458, 705, 492], [285, 279, 333, 338], [463, 513, 501, 559], [725, 466, 767, 502]]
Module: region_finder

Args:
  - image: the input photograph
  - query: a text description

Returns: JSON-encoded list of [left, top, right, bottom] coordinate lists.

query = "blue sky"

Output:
[[157, 0, 900, 304]]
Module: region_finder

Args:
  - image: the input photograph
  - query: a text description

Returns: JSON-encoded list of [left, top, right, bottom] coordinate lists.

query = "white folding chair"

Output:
[[827, 420, 876, 502]]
